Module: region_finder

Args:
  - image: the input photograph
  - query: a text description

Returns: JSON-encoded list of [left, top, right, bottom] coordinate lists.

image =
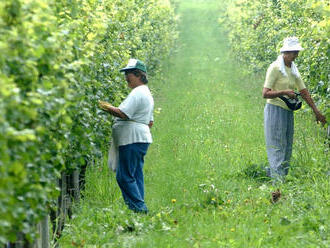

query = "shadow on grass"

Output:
[[238, 163, 271, 183]]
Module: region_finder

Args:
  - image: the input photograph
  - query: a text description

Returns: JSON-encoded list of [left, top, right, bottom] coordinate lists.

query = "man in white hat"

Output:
[[262, 37, 326, 182]]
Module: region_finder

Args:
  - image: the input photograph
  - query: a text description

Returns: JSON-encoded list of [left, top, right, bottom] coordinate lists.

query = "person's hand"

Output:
[[99, 100, 112, 111], [315, 111, 327, 126], [285, 90, 296, 99]]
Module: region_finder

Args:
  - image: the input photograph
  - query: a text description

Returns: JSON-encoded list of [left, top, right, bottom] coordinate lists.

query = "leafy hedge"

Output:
[[219, 0, 329, 119], [0, 0, 177, 244]]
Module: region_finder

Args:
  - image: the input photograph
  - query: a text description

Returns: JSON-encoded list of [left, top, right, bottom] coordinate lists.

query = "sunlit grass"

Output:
[[59, 0, 329, 247]]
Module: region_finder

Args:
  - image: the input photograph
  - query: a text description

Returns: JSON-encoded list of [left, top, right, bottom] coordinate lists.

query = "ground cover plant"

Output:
[[59, 0, 329, 247]]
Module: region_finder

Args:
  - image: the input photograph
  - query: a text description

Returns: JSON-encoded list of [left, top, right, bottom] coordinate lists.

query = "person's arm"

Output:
[[99, 101, 128, 119], [299, 88, 327, 125], [148, 112, 154, 128], [263, 63, 296, 99], [262, 87, 296, 99]]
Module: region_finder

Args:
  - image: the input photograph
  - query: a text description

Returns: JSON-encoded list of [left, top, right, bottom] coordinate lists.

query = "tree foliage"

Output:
[[220, 0, 329, 119], [0, 0, 177, 244]]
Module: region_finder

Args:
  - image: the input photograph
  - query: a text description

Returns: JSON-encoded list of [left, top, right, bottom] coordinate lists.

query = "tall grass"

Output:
[[59, 0, 329, 247]]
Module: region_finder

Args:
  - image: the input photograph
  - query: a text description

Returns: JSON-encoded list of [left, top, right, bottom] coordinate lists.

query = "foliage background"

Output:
[[219, 0, 329, 119], [0, 0, 177, 244]]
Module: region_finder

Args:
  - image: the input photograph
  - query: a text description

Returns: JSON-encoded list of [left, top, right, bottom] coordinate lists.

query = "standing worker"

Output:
[[262, 37, 326, 183], [99, 59, 154, 213]]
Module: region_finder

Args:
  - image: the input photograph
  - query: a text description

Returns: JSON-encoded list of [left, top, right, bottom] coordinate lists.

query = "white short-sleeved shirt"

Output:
[[112, 85, 154, 146], [264, 61, 306, 111]]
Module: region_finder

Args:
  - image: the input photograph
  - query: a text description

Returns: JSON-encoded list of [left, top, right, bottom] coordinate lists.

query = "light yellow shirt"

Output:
[[264, 61, 306, 111]]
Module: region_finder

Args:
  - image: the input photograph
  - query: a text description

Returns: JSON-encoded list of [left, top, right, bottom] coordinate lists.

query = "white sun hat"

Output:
[[280, 37, 304, 52]]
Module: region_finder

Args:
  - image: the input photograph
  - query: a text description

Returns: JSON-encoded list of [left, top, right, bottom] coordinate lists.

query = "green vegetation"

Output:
[[59, 0, 329, 247], [0, 0, 176, 244], [220, 0, 330, 119]]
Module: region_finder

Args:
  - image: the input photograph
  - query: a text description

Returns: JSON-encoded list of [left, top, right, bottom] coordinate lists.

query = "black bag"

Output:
[[279, 92, 302, 111]]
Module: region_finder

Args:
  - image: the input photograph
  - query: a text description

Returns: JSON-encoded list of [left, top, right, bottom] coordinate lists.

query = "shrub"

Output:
[[0, 0, 177, 244]]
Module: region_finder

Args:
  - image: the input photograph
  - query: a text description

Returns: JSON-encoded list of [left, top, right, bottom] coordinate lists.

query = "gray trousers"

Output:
[[264, 104, 294, 180]]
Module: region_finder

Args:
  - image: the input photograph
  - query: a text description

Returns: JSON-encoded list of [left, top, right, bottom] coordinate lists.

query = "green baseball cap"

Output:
[[120, 59, 147, 73]]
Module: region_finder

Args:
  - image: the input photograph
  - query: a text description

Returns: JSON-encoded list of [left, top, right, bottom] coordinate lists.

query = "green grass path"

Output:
[[59, 0, 329, 247]]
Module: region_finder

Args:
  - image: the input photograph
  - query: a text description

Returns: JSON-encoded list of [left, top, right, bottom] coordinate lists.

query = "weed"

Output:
[[240, 163, 271, 183]]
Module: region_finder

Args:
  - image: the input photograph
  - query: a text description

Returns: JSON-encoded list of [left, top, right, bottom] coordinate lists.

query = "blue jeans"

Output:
[[116, 143, 150, 212], [264, 104, 294, 181]]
